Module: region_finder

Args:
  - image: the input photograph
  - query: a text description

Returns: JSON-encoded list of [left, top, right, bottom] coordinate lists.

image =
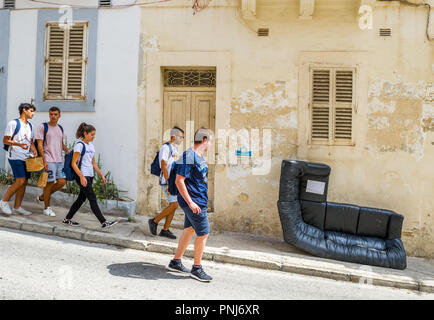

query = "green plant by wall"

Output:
[[93, 154, 127, 202], [64, 151, 126, 202], [29, 171, 42, 186], [0, 169, 14, 185]]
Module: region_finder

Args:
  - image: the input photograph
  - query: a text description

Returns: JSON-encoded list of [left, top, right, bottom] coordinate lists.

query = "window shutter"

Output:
[[334, 70, 353, 141], [45, 24, 65, 99], [99, 0, 112, 7], [66, 24, 86, 99], [311, 70, 331, 140], [4, 0, 15, 9]]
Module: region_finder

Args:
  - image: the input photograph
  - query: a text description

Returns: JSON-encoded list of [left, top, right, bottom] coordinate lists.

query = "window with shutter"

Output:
[[4, 0, 15, 9], [44, 22, 88, 101], [99, 0, 112, 7], [310, 67, 355, 145]]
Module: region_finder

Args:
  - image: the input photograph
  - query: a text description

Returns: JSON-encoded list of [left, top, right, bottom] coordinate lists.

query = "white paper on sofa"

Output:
[[306, 180, 325, 195]]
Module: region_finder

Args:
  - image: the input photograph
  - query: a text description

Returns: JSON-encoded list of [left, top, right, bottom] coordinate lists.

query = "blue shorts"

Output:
[[8, 159, 31, 179], [182, 206, 210, 236]]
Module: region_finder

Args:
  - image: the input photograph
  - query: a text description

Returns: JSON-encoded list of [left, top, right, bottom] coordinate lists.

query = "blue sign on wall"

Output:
[[236, 147, 252, 157]]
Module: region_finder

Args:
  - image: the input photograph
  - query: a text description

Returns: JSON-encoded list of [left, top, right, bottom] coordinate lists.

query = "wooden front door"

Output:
[[163, 90, 216, 211]]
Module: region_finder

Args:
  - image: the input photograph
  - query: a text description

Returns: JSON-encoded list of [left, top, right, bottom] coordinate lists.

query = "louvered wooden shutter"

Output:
[[310, 68, 354, 144], [45, 24, 66, 99], [99, 0, 112, 7], [4, 0, 15, 9], [311, 70, 331, 141], [44, 23, 87, 101], [334, 70, 353, 141], [66, 24, 86, 99]]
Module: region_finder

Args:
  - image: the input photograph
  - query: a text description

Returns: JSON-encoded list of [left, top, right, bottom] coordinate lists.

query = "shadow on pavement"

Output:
[[107, 262, 190, 280]]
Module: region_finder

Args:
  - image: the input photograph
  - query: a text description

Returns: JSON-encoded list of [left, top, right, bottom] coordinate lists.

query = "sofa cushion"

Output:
[[357, 207, 391, 239], [301, 200, 326, 230], [387, 212, 404, 239], [299, 163, 331, 203], [325, 202, 360, 235]]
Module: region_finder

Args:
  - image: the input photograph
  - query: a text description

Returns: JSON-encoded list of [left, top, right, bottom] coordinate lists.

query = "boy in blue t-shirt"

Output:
[[166, 128, 213, 282]]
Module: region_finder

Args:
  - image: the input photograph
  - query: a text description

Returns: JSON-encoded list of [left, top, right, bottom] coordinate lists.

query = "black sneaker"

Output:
[[148, 218, 158, 235], [62, 219, 80, 227], [102, 221, 118, 229], [190, 265, 213, 282], [166, 259, 190, 274], [159, 229, 176, 239]]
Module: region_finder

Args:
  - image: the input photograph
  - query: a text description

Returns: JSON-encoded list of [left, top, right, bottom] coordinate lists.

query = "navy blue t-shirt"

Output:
[[176, 148, 208, 209]]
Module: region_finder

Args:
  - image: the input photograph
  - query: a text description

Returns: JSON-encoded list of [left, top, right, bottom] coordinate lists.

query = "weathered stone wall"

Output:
[[136, 0, 434, 257]]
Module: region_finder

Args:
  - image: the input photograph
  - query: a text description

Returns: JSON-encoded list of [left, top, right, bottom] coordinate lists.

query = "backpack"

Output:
[[150, 142, 173, 177], [36, 122, 64, 156], [167, 162, 179, 196], [3, 119, 33, 151], [63, 141, 86, 181]]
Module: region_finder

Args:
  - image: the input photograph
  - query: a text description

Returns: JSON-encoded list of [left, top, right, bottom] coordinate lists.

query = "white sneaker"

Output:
[[14, 207, 32, 216], [35, 196, 44, 208], [0, 201, 12, 215], [43, 207, 56, 217]]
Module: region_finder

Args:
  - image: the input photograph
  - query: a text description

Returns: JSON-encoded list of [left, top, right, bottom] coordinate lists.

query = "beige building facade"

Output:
[[136, 0, 433, 258]]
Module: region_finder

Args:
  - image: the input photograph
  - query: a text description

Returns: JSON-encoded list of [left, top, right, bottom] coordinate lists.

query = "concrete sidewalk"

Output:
[[0, 199, 433, 294]]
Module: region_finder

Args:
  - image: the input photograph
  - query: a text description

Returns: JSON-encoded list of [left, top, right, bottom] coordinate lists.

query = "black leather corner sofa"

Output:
[[277, 160, 407, 270]]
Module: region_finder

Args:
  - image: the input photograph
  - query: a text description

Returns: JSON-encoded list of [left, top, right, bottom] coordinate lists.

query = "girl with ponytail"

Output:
[[62, 122, 117, 228]]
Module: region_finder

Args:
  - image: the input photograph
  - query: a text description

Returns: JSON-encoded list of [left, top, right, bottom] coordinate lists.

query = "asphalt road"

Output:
[[0, 227, 432, 300]]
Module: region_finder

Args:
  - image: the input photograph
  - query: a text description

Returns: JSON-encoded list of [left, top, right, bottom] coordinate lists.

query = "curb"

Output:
[[0, 216, 432, 294]]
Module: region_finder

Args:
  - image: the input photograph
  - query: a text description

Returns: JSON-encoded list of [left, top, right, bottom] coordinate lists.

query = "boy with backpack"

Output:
[[1, 103, 37, 216], [148, 126, 184, 239], [34, 106, 70, 217], [167, 128, 213, 282]]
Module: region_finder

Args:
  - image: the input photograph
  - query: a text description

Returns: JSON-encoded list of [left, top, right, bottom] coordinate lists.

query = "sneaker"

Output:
[[0, 201, 12, 215], [166, 259, 190, 274], [14, 207, 32, 216], [159, 229, 177, 239], [190, 265, 213, 282], [62, 219, 80, 226], [148, 218, 158, 235], [102, 221, 118, 229], [43, 207, 56, 217], [35, 196, 44, 208]]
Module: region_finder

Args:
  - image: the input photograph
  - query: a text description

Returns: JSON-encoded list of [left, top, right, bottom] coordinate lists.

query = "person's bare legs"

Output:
[[154, 202, 177, 225], [163, 202, 178, 230], [51, 178, 66, 194], [2, 178, 27, 203], [174, 226, 195, 260], [193, 234, 209, 266], [13, 179, 27, 209], [43, 182, 54, 209], [42, 178, 66, 209]]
